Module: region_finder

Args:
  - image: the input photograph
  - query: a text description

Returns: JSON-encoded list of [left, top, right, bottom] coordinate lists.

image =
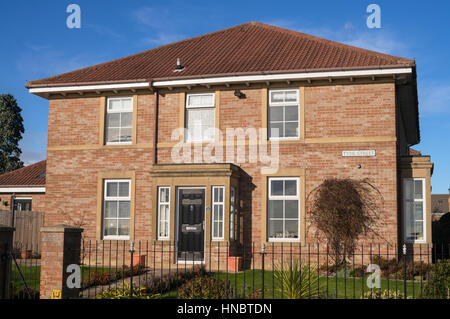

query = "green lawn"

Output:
[[158, 270, 426, 299], [9, 265, 428, 299], [10, 265, 113, 296]]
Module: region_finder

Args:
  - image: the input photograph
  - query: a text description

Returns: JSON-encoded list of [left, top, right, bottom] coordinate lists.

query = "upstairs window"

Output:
[[268, 89, 299, 139], [105, 97, 133, 145], [186, 93, 215, 142], [403, 178, 426, 243]]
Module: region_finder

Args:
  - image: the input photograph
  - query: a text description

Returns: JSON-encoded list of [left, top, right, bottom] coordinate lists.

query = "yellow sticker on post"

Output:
[[51, 289, 62, 299]]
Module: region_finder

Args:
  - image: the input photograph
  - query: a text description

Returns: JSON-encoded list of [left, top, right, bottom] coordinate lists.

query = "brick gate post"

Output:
[[40, 225, 83, 299], [0, 226, 14, 299]]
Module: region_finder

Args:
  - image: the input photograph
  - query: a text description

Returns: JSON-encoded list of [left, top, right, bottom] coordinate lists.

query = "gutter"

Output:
[[27, 67, 414, 95], [0, 187, 46, 193]]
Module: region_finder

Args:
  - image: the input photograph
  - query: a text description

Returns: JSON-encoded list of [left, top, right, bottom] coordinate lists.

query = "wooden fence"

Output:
[[0, 210, 44, 256]]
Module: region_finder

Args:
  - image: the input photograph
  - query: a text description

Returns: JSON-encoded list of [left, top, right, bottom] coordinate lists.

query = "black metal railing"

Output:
[[75, 240, 449, 300], [8, 240, 41, 299]]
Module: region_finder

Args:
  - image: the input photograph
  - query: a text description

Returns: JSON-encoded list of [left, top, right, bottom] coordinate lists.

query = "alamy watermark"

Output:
[[366, 4, 381, 29], [66, 4, 81, 29], [170, 127, 280, 174]]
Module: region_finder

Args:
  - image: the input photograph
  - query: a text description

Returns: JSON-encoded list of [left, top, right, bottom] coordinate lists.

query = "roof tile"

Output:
[[0, 161, 46, 187], [27, 22, 414, 87]]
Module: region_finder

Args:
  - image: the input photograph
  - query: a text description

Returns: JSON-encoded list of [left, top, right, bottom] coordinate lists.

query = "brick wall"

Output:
[[0, 193, 46, 212], [44, 82, 400, 249], [40, 226, 82, 299]]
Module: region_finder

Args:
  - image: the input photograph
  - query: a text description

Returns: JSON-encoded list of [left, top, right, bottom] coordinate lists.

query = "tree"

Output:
[[0, 94, 24, 174], [307, 178, 384, 263]]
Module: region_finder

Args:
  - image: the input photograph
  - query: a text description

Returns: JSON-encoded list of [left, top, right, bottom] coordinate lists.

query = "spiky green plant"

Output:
[[274, 259, 321, 299]]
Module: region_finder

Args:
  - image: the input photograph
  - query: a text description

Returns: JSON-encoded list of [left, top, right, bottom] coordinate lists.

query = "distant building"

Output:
[[0, 160, 46, 212], [431, 194, 449, 221]]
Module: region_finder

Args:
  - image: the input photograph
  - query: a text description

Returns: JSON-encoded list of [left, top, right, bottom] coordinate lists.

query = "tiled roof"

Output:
[[0, 160, 46, 187], [27, 22, 414, 87], [409, 148, 422, 156]]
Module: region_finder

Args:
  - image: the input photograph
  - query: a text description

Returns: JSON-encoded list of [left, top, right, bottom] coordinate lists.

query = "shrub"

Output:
[[318, 262, 365, 278], [96, 284, 159, 299], [82, 265, 146, 289], [177, 275, 234, 299], [370, 255, 433, 280], [362, 289, 410, 299], [422, 260, 450, 299], [94, 265, 209, 298], [307, 178, 383, 263], [274, 259, 321, 299], [144, 266, 207, 293], [243, 287, 269, 299]]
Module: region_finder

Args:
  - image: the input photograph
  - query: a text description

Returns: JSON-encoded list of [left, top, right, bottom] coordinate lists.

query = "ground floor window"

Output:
[[212, 186, 225, 240], [268, 177, 300, 241], [158, 187, 170, 240], [403, 178, 426, 242], [14, 198, 32, 211], [103, 179, 131, 240]]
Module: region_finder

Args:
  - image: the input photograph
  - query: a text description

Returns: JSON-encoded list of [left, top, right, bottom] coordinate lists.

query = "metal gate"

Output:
[[0, 196, 41, 299]]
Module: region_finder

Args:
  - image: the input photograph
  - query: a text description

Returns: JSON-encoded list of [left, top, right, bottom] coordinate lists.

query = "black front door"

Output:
[[178, 189, 205, 261]]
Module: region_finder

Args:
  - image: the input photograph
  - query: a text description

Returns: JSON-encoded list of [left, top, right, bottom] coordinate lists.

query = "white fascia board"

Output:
[[29, 82, 150, 94], [0, 187, 46, 193], [153, 68, 413, 87]]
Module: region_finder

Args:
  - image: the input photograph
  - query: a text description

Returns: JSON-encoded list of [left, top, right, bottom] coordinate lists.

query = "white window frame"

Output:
[[268, 177, 300, 242], [158, 187, 171, 240], [212, 186, 225, 241], [105, 96, 133, 145], [14, 197, 33, 211], [268, 89, 300, 141], [185, 93, 215, 143], [103, 179, 131, 240], [403, 178, 426, 244], [230, 187, 236, 241]]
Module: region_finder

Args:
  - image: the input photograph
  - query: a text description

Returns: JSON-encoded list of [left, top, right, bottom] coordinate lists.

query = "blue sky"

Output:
[[0, 0, 448, 193]]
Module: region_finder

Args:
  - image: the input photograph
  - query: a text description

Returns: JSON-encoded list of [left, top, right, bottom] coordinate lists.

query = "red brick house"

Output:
[[0, 160, 46, 212], [26, 22, 433, 262]]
